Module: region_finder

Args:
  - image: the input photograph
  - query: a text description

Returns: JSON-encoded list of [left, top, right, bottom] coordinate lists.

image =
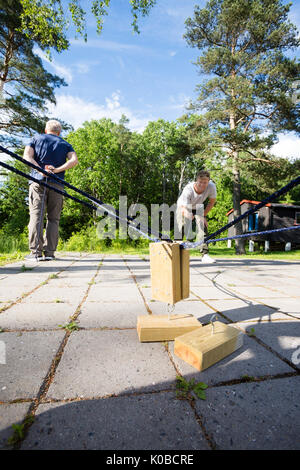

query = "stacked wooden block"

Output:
[[137, 242, 243, 371]]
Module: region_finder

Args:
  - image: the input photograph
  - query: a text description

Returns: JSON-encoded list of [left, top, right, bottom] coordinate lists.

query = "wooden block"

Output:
[[150, 242, 190, 304], [174, 321, 243, 371], [180, 247, 190, 300], [137, 314, 202, 342]]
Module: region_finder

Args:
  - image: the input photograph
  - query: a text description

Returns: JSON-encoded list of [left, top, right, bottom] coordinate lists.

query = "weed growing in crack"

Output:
[[175, 375, 208, 400]]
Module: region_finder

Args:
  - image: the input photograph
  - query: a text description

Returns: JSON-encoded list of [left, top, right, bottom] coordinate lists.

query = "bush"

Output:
[[57, 225, 150, 252], [0, 229, 28, 254]]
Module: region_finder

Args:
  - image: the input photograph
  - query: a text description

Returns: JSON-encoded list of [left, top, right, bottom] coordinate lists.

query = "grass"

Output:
[[0, 251, 28, 266], [204, 245, 300, 260], [1, 228, 300, 265], [1, 246, 300, 266]]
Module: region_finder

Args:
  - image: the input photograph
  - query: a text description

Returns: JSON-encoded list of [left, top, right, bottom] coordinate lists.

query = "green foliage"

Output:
[[58, 320, 80, 332], [7, 415, 34, 446], [18, 0, 157, 52], [1, 112, 300, 251], [176, 375, 208, 400], [184, 0, 300, 253], [57, 224, 150, 252], [0, 228, 28, 253], [59, 117, 198, 240], [0, 0, 70, 144], [184, 0, 300, 158]]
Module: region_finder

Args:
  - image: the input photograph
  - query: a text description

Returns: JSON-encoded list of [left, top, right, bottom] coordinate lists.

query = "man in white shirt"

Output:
[[177, 170, 217, 263]]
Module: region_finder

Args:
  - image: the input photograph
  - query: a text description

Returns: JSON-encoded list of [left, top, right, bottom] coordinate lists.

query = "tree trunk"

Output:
[[232, 152, 246, 254], [178, 160, 187, 196], [230, 104, 245, 255]]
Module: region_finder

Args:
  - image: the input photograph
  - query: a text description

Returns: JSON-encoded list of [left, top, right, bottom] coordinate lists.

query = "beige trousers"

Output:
[[28, 181, 63, 256]]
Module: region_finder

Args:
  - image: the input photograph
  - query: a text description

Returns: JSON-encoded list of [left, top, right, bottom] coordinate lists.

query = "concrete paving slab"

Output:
[[195, 376, 300, 449], [0, 302, 11, 311], [191, 285, 243, 300], [132, 277, 152, 288], [78, 301, 148, 328], [86, 285, 144, 304], [204, 299, 290, 323], [95, 277, 136, 286], [22, 286, 87, 305], [189, 277, 216, 287], [257, 298, 300, 318], [0, 278, 49, 302], [0, 331, 65, 401], [45, 277, 91, 288], [0, 302, 76, 330], [0, 403, 32, 450], [1, 253, 299, 450], [46, 330, 177, 400], [228, 285, 293, 299], [236, 320, 300, 369], [21, 392, 210, 450], [169, 327, 294, 385]]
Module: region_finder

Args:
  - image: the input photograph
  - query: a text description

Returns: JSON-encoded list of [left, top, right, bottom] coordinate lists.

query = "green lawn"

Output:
[[1, 245, 300, 266], [194, 246, 300, 261]]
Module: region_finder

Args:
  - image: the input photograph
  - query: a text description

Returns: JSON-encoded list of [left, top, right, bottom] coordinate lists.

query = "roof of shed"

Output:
[[226, 200, 300, 216]]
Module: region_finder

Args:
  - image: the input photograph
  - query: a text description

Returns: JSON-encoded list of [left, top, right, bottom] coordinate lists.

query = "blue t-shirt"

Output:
[[28, 133, 74, 185]]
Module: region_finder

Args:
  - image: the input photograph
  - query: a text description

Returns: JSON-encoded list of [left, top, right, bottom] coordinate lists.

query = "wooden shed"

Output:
[[226, 200, 300, 250]]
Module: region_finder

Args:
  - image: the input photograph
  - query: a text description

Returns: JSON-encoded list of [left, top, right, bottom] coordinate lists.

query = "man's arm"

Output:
[[23, 145, 41, 170], [48, 151, 78, 174], [204, 198, 216, 217], [202, 198, 216, 227]]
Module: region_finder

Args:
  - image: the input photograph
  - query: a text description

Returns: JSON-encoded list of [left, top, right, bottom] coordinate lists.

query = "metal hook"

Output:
[[210, 314, 218, 335], [166, 303, 175, 321]]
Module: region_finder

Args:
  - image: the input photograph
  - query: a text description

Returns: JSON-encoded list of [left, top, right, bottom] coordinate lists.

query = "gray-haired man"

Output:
[[23, 120, 78, 261]]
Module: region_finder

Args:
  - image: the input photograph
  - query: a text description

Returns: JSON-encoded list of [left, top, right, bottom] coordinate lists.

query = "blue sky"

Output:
[[35, 0, 300, 158]]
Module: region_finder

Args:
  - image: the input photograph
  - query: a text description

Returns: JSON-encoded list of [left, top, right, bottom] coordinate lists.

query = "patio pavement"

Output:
[[0, 252, 299, 451]]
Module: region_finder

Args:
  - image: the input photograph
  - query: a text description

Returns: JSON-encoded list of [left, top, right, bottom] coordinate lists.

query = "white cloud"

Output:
[[47, 92, 154, 133], [168, 93, 191, 111], [34, 48, 73, 84], [270, 133, 300, 160], [70, 38, 146, 54], [74, 60, 101, 75]]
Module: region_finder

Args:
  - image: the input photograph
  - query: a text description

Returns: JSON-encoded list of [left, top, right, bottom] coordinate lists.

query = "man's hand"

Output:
[[45, 165, 55, 174], [50, 151, 78, 174], [181, 207, 194, 220]]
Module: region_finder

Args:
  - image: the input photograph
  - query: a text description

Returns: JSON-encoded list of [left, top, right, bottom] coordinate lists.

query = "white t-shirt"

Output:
[[177, 181, 217, 209]]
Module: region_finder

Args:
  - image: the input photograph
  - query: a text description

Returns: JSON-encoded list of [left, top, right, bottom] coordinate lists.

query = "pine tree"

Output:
[[0, 0, 68, 145], [185, 0, 300, 253]]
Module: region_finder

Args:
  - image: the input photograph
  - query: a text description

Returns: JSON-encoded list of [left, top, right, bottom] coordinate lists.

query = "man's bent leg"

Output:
[[195, 217, 215, 262], [43, 184, 63, 257]]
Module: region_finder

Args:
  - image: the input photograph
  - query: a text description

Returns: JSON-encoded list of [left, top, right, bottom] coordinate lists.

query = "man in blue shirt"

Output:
[[23, 120, 78, 261]]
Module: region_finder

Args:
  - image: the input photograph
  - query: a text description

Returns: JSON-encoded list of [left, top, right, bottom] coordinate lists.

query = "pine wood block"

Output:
[[180, 247, 190, 300], [174, 321, 244, 371], [137, 314, 202, 342], [150, 242, 190, 304]]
